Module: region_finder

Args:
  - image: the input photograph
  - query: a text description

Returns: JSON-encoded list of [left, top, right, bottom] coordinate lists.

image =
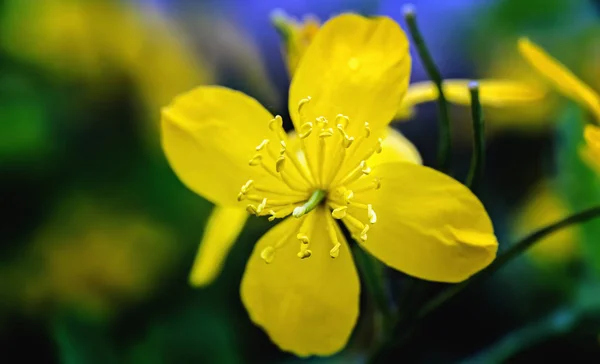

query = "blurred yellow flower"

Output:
[[0, 0, 211, 125], [0, 194, 177, 320], [518, 38, 600, 172], [162, 14, 497, 356], [513, 180, 579, 265], [271, 10, 545, 122]]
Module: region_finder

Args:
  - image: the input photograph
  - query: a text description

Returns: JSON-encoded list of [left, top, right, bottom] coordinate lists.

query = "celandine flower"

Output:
[[518, 38, 600, 173], [162, 14, 497, 356]]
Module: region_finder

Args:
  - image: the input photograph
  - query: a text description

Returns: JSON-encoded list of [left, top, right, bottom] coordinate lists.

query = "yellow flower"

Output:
[[513, 180, 579, 265], [518, 38, 600, 172], [272, 11, 545, 121], [162, 14, 497, 356]]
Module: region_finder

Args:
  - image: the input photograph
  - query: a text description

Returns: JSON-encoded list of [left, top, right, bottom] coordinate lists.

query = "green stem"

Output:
[[403, 5, 452, 173], [460, 307, 577, 363], [368, 205, 600, 363], [466, 82, 485, 191]]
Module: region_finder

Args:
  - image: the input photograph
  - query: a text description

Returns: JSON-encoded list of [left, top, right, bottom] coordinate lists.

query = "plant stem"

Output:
[[403, 4, 452, 173], [369, 205, 600, 363], [466, 82, 485, 191]]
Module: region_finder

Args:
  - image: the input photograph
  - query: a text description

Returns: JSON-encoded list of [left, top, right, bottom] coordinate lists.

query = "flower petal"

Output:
[[189, 206, 248, 287], [368, 127, 422, 166], [289, 13, 410, 139], [161, 86, 285, 205], [351, 162, 498, 283], [518, 37, 600, 121], [241, 208, 359, 356], [396, 79, 547, 120], [581, 125, 600, 173]]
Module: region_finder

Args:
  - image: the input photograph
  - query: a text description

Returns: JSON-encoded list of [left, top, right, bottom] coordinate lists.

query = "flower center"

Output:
[[237, 97, 383, 262]]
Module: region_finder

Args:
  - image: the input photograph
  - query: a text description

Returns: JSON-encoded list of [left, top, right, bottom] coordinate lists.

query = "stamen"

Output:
[[367, 204, 377, 224], [267, 205, 297, 221], [343, 213, 369, 242], [351, 177, 381, 193], [256, 198, 267, 214], [245, 194, 306, 207], [246, 205, 258, 214], [255, 139, 270, 151], [297, 97, 311, 118], [335, 114, 349, 129], [325, 216, 341, 258], [296, 232, 312, 259], [344, 189, 354, 203], [298, 122, 313, 139], [364, 122, 371, 138], [296, 214, 314, 259], [275, 155, 286, 172], [248, 154, 263, 166], [336, 124, 354, 148], [331, 205, 347, 219], [336, 161, 370, 187], [260, 217, 305, 263]]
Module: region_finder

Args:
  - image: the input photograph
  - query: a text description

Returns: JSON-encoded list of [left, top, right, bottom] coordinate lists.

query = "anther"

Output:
[[246, 204, 258, 215], [316, 116, 328, 127], [336, 124, 354, 148], [299, 122, 313, 139], [297, 97, 311, 114], [261, 246, 275, 263], [331, 206, 348, 219], [344, 189, 354, 203], [335, 114, 349, 128], [296, 233, 312, 259], [361, 161, 372, 175], [237, 192, 246, 202], [319, 128, 334, 138], [249, 154, 263, 166], [267, 210, 277, 221], [360, 224, 369, 242], [375, 138, 383, 153], [297, 249, 312, 259], [275, 155, 286, 172], [373, 177, 381, 190], [268, 115, 283, 131], [256, 139, 270, 151], [330, 243, 341, 258], [367, 204, 377, 224], [256, 198, 267, 214], [364, 122, 371, 138]]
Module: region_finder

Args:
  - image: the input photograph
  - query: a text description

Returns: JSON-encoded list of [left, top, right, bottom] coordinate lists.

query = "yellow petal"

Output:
[[271, 10, 320, 76], [396, 79, 547, 120], [351, 162, 498, 283], [581, 124, 600, 173], [189, 206, 248, 287], [161, 86, 285, 206], [518, 37, 600, 121], [513, 180, 579, 264], [289, 13, 410, 140], [368, 127, 422, 166], [241, 208, 359, 356]]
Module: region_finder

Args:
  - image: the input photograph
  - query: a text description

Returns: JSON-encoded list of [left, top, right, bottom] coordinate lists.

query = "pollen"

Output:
[[241, 96, 384, 262]]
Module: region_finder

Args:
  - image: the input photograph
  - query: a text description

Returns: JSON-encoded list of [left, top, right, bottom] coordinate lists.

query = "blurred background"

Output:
[[2, 0, 600, 362]]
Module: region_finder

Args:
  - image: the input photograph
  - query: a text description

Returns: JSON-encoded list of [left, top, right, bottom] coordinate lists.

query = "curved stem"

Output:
[[466, 82, 485, 191], [369, 205, 600, 363], [403, 5, 452, 173]]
